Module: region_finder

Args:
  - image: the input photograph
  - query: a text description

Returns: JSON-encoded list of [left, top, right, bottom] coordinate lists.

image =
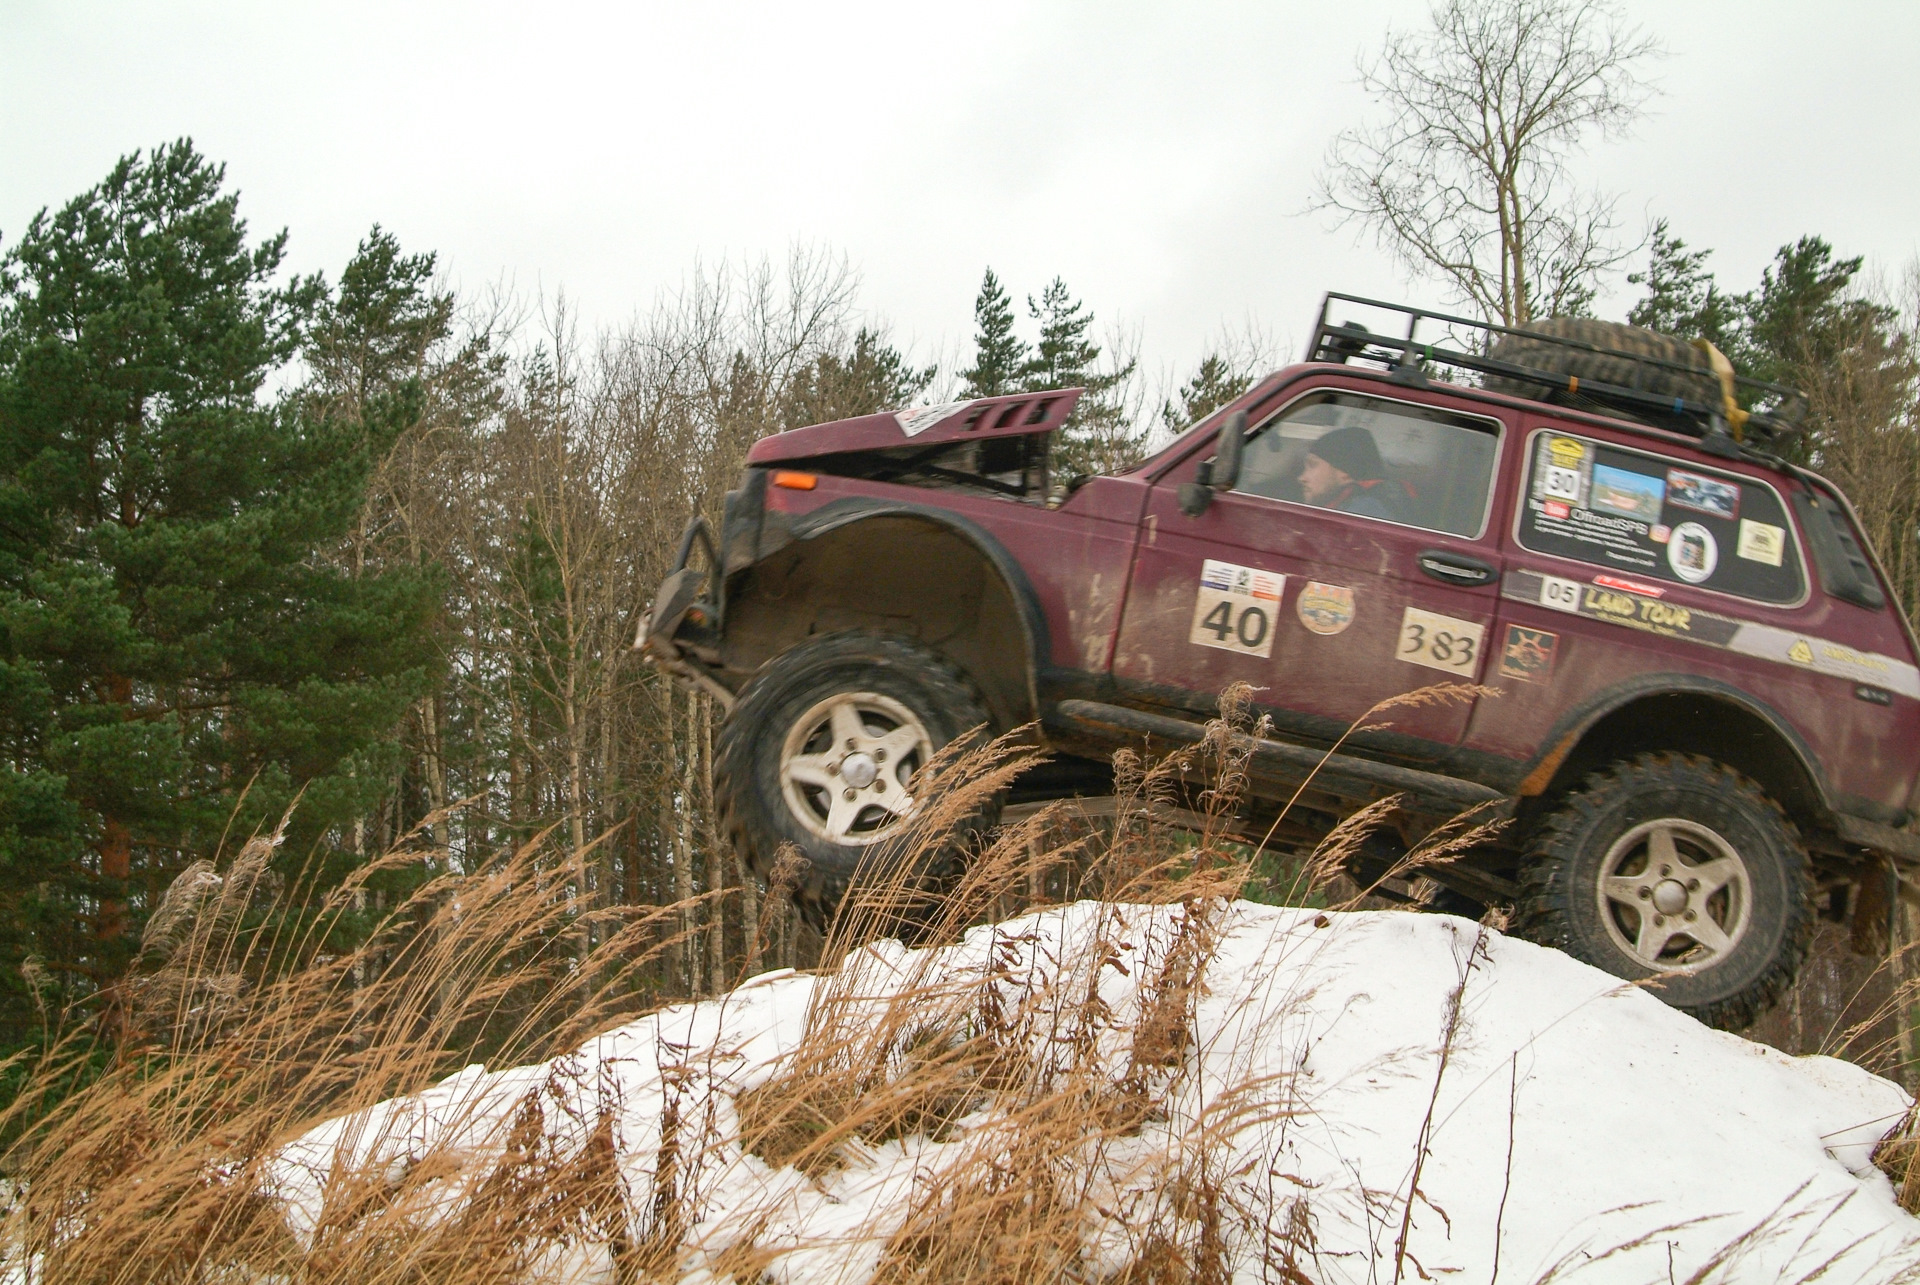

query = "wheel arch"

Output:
[[718, 500, 1047, 731], [1517, 676, 1832, 831]]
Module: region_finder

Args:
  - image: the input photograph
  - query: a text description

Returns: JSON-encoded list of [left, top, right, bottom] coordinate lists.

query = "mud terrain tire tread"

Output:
[[1485, 316, 1722, 407], [1516, 752, 1814, 1031], [715, 631, 996, 929]]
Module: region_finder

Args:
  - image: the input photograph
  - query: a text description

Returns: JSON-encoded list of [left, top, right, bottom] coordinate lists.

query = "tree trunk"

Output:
[[674, 687, 697, 995]]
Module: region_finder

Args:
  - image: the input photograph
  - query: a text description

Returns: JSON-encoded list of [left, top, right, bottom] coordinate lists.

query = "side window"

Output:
[[1233, 392, 1500, 538], [1517, 431, 1805, 604]]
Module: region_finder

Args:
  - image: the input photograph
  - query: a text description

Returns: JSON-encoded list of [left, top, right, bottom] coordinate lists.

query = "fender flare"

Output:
[[740, 496, 1052, 723], [1515, 671, 1837, 819]]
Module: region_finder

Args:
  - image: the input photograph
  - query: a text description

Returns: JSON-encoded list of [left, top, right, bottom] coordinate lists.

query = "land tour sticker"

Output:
[[1503, 568, 1920, 699], [1296, 581, 1356, 636], [1396, 606, 1486, 677], [1189, 559, 1283, 658]]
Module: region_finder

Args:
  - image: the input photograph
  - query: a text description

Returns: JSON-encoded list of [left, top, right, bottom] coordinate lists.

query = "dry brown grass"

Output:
[[0, 683, 1897, 1284]]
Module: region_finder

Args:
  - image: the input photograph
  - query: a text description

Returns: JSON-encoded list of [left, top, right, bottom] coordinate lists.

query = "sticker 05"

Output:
[[1190, 559, 1284, 658], [1668, 521, 1718, 584], [1296, 581, 1356, 636], [1736, 519, 1786, 567], [1498, 625, 1559, 682], [1538, 573, 1583, 614], [1396, 606, 1486, 676]]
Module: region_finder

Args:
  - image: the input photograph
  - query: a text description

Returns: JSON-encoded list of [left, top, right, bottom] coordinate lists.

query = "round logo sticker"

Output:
[[1296, 582, 1356, 635], [1667, 521, 1718, 584]]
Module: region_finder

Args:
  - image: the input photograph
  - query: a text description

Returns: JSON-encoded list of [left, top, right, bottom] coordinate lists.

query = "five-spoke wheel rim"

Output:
[[1596, 819, 1752, 971], [778, 691, 933, 845]]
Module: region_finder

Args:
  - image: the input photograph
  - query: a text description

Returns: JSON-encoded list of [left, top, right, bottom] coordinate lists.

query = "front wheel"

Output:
[[1517, 753, 1814, 1030], [714, 632, 997, 929]]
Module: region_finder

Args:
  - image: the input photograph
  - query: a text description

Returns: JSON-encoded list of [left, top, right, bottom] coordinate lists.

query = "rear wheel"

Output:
[[715, 632, 996, 929], [1517, 753, 1813, 1030]]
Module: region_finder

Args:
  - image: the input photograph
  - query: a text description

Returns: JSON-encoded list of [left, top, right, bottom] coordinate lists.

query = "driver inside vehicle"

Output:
[[1298, 425, 1397, 519]]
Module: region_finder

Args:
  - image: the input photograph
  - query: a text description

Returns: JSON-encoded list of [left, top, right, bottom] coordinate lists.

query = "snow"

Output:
[[268, 903, 1920, 1283]]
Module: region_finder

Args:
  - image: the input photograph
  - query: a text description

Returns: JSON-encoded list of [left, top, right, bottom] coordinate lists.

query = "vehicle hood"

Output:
[[746, 388, 1084, 465]]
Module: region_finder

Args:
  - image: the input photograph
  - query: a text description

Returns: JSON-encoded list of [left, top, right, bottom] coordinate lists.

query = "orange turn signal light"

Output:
[[772, 471, 817, 490]]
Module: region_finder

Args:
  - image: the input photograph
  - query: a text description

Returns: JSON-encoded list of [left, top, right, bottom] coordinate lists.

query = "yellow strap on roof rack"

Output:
[[1691, 339, 1750, 443]]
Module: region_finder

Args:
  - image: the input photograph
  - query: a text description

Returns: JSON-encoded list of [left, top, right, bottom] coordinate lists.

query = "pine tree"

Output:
[[1020, 278, 1140, 475], [959, 269, 1028, 398], [781, 328, 937, 431], [1626, 220, 1740, 350], [1022, 278, 1103, 392], [1740, 237, 1892, 390], [1162, 354, 1255, 435], [0, 143, 436, 1039]]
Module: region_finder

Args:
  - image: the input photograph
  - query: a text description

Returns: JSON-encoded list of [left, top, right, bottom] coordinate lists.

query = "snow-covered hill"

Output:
[[271, 902, 1920, 1284]]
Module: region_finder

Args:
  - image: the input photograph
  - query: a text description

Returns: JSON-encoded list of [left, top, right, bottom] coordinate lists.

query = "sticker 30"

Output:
[[1397, 606, 1487, 676], [1190, 559, 1284, 658]]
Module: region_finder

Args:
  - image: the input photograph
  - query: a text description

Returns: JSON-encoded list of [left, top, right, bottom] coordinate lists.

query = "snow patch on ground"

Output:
[[269, 903, 1920, 1283]]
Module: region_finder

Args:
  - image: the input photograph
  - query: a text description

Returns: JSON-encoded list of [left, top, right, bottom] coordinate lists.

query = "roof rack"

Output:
[[1306, 292, 1808, 454]]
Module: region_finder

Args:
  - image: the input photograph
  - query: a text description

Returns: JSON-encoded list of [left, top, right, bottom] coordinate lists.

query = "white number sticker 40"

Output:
[[1189, 559, 1284, 659], [1397, 606, 1486, 676]]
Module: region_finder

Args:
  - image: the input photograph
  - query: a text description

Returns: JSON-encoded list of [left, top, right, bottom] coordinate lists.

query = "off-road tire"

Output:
[[715, 632, 997, 931], [1485, 316, 1722, 407], [1516, 753, 1814, 1031]]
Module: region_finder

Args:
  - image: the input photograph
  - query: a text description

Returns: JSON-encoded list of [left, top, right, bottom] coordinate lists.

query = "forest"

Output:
[[0, 138, 1916, 1061]]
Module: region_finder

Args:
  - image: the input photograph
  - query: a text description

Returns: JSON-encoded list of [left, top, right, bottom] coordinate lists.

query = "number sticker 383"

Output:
[[1397, 606, 1487, 677]]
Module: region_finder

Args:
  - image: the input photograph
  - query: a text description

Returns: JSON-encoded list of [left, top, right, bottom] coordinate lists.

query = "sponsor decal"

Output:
[[1396, 606, 1486, 677], [1667, 522, 1718, 584], [1189, 559, 1283, 658], [1650, 524, 1671, 544], [1665, 469, 1741, 520], [1502, 568, 1920, 699], [1591, 463, 1666, 521], [1534, 436, 1593, 509], [1737, 519, 1786, 567], [894, 400, 972, 437], [1296, 581, 1356, 636], [1499, 625, 1559, 683], [1593, 574, 1666, 598]]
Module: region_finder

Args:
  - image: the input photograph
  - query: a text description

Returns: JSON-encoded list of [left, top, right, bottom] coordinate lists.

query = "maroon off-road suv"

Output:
[[641, 294, 1920, 1029]]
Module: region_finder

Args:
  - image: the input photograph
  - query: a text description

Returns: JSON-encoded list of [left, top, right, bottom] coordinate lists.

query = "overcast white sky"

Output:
[[4, 1, 1918, 385]]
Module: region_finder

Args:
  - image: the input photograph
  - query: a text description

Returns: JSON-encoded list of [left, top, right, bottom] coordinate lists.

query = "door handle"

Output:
[[1417, 550, 1496, 586]]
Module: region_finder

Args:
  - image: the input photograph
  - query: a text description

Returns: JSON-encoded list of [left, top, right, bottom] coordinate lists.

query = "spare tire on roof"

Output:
[[1483, 316, 1723, 408]]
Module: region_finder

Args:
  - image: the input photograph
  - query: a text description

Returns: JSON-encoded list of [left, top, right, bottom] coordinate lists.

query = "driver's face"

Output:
[[1299, 453, 1349, 505]]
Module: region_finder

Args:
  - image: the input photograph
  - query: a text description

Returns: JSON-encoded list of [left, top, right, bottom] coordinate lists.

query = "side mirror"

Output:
[[1212, 410, 1247, 490], [1178, 411, 1248, 517]]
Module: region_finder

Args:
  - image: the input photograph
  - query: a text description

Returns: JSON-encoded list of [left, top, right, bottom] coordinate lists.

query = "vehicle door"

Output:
[[1466, 426, 1822, 763], [1110, 387, 1508, 758]]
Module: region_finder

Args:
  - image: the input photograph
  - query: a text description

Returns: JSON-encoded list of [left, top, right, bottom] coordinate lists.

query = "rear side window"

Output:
[[1517, 430, 1804, 604], [1234, 392, 1500, 537]]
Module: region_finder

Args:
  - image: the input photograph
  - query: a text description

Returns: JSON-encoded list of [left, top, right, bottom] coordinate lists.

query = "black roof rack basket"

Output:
[[1306, 292, 1808, 453]]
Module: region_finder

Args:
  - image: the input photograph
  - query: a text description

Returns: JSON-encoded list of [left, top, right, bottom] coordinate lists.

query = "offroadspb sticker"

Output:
[[1396, 606, 1486, 676], [1296, 581, 1356, 636], [1190, 559, 1284, 658]]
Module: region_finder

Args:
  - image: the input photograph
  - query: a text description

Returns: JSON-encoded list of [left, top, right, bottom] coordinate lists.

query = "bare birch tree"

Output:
[[1315, 0, 1660, 325]]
